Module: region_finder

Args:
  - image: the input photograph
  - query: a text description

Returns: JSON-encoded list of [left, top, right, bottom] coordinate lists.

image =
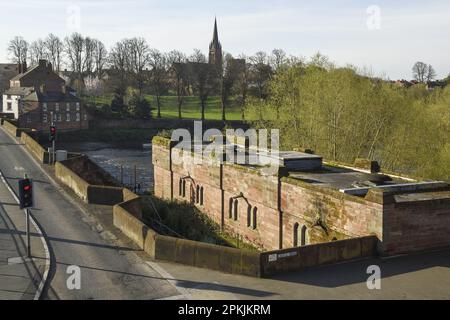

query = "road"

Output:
[[0, 127, 177, 300]]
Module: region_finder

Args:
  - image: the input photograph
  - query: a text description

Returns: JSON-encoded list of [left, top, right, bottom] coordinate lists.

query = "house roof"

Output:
[[22, 89, 81, 103], [10, 64, 40, 81], [3, 86, 35, 96]]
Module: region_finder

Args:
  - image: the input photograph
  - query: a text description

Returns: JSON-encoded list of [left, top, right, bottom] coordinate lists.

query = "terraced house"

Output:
[[153, 134, 450, 255], [2, 59, 89, 131]]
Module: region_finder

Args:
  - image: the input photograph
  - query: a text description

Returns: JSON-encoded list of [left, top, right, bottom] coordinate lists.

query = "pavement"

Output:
[[0, 168, 47, 300]]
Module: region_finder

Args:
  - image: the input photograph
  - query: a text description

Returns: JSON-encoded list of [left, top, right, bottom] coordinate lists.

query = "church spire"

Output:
[[209, 17, 223, 71]]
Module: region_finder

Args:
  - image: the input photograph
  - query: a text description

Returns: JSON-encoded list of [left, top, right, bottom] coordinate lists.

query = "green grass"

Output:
[[83, 94, 246, 120]]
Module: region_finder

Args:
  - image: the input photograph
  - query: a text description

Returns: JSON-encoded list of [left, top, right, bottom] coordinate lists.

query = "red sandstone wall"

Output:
[[382, 196, 450, 254], [281, 181, 383, 249]]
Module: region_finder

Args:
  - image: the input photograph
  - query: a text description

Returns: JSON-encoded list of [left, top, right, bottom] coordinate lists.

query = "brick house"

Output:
[[0, 63, 21, 113], [152, 134, 450, 255], [2, 59, 89, 131]]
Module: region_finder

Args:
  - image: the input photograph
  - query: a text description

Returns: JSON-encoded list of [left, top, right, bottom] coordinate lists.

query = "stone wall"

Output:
[[260, 236, 378, 276]]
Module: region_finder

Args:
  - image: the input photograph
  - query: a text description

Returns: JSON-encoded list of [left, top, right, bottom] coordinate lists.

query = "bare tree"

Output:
[[270, 49, 287, 72], [412, 61, 429, 83], [236, 54, 250, 120], [127, 37, 150, 96], [65, 33, 85, 77], [109, 39, 131, 97], [83, 37, 96, 76], [8, 36, 29, 65], [221, 53, 242, 121], [93, 39, 108, 78], [168, 50, 187, 118], [44, 34, 64, 72], [426, 64, 437, 82], [149, 49, 169, 118], [249, 51, 273, 99], [188, 62, 218, 120], [29, 39, 46, 66], [189, 49, 207, 63]]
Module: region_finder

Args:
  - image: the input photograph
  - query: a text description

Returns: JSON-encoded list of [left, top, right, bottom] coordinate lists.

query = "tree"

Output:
[[29, 39, 46, 66], [127, 37, 150, 96], [221, 53, 242, 121], [148, 49, 169, 118], [412, 61, 432, 83], [188, 62, 218, 120], [109, 40, 131, 104], [167, 50, 187, 118], [93, 39, 108, 78], [426, 64, 437, 82], [189, 49, 207, 63], [235, 54, 250, 120], [65, 33, 85, 92], [127, 94, 152, 119], [269, 49, 287, 72], [8, 36, 28, 65], [44, 34, 64, 72], [249, 51, 273, 99]]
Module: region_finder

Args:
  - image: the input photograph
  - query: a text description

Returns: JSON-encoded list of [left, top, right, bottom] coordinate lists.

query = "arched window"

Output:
[[200, 186, 204, 206], [179, 179, 183, 196], [229, 198, 233, 219], [301, 225, 308, 246], [293, 223, 300, 247], [247, 205, 252, 227], [196, 185, 200, 203], [233, 200, 238, 221], [182, 180, 186, 197], [252, 207, 258, 230]]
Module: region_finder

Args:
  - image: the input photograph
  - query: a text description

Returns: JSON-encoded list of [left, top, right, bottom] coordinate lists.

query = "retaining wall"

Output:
[[260, 236, 378, 276]]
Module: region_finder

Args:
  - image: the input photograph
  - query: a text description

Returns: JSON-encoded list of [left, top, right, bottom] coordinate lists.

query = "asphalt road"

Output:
[[0, 127, 177, 300]]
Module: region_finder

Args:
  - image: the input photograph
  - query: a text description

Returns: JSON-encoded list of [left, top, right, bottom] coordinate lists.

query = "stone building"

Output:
[[0, 63, 22, 112], [2, 59, 89, 131], [152, 134, 450, 255], [209, 18, 223, 72]]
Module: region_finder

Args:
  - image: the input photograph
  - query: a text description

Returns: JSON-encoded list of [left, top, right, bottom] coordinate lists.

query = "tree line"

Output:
[[7, 34, 305, 120], [245, 55, 450, 182]]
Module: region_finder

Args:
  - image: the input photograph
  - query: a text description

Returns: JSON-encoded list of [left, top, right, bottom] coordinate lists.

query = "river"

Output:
[[57, 142, 154, 193]]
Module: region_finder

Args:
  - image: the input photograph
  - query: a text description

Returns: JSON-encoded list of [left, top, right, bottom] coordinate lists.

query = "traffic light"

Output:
[[18, 178, 33, 209], [49, 125, 57, 142]]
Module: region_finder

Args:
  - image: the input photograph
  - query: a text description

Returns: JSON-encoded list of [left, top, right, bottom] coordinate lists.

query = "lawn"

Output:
[[84, 94, 246, 120]]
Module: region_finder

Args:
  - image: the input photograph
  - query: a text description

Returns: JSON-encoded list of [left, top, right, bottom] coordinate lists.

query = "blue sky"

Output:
[[0, 0, 449, 79]]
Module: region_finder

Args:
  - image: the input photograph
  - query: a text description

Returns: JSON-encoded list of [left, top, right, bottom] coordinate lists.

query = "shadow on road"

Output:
[[270, 248, 450, 288]]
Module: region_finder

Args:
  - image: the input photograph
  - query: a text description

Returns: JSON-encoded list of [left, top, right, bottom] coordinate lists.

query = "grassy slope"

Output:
[[84, 94, 246, 120]]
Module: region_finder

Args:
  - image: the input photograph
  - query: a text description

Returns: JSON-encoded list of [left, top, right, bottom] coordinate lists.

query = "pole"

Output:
[[25, 208, 31, 258]]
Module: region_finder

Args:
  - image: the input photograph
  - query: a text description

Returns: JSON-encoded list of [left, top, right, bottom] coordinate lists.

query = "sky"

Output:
[[0, 0, 449, 80]]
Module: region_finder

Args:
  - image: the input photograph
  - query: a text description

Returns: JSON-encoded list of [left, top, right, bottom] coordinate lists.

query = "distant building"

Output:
[[208, 18, 223, 72], [0, 63, 22, 112], [2, 59, 89, 131]]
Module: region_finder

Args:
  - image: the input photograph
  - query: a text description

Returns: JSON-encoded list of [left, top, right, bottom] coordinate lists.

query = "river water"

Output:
[[58, 142, 154, 192]]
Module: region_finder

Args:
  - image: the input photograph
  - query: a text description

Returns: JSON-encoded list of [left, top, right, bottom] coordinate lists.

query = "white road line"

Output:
[[0, 166, 51, 300]]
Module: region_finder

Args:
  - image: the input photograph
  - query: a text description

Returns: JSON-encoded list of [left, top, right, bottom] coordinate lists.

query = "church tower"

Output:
[[209, 18, 223, 72]]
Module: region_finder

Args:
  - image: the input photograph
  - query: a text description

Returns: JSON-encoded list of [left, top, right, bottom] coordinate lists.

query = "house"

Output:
[[2, 59, 89, 131], [0, 63, 22, 113]]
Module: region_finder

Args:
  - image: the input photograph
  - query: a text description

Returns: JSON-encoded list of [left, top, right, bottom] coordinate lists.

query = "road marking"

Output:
[[14, 166, 25, 172], [146, 261, 192, 300]]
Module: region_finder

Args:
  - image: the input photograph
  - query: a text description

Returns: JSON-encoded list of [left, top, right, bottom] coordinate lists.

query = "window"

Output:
[[55, 103, 60, 111], [6, 102, 12, 111], [182, 180, 186, 197], [66, 102, 71, 111], [293, 223, 299, 247], [233, 200, 238, 221], [7, 95, 11, 100], [76, 113, 80, 122], [301, 225, 308, 246], [42, 102, 47, 112], [43, 113, 48, 123], [83, 113, 87, 121], [247, 205, 252, 227], [252, 207, 257, 230], [200, 186, 204, 206], [66, 113, 70, 122], [196, 185, 200, 203], [76, 102, 80, 111], [57, 113, 62, 122], [229, 198, 233, 219], [179, 179, 183, 196]]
